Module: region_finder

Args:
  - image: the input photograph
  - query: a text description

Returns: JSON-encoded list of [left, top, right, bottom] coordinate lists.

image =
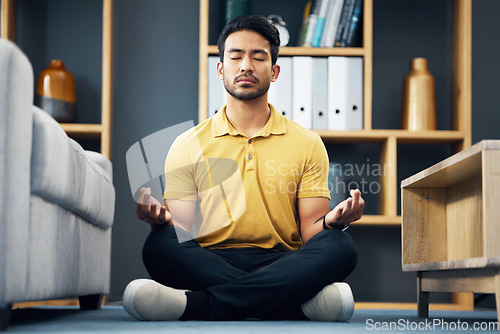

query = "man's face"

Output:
[[217, 30, 279, 101]]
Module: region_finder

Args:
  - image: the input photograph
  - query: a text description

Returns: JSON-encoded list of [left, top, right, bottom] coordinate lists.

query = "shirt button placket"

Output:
[[246, 138, 255, 171]]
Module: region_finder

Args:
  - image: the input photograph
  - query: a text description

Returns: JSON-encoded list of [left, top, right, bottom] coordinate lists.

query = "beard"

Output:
[[223, 74, 270, 101]]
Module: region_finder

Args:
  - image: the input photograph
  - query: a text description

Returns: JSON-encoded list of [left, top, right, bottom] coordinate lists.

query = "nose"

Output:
[[240, 56, 253, 73]]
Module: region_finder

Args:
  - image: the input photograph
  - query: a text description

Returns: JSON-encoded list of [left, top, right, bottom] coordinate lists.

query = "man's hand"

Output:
[[325, 189, 365, 229], [136, 187, 172, 226]]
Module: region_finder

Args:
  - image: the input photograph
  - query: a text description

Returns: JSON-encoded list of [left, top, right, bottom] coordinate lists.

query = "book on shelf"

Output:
[[320, 0, 344, 47], [311, 0, 332, 47], [299, 0, 363, 48], [297, 0, 313, 46], [340, 0, 363, 47], [334, 0, 355, 47], [300, 0, 322, 47]]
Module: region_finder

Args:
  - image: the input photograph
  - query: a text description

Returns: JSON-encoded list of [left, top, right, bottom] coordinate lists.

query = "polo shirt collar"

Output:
[[212, 104, 286, 138]]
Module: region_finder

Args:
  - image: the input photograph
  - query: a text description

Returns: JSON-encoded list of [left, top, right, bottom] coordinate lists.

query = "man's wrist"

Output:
[[313, 215, 332, 230], [323, 213, 350, 231], [322, 215, 329, 230]]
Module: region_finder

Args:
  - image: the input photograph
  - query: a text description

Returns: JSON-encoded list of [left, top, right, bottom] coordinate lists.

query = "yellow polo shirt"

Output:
[[164, 105, 330, 251]]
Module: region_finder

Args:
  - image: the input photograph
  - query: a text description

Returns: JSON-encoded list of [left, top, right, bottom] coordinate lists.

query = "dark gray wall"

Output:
[[7, 0, 500, 303], [110, 0, 200, 301], [472, 0, 500, 144]]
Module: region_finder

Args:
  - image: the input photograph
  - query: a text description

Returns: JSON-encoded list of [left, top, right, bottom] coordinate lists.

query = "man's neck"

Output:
[[225, 94, 271, 138]]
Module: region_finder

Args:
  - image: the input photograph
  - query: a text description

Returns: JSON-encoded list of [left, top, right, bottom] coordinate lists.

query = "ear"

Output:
[[216, 61, 224, 80], [271, 63, 280, 83]]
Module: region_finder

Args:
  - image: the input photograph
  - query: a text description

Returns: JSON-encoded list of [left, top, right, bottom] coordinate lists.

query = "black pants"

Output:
[[142, 225, 358, 321]]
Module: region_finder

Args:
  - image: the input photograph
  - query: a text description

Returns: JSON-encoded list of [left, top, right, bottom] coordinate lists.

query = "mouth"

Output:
[[235, 75, 257, 84]]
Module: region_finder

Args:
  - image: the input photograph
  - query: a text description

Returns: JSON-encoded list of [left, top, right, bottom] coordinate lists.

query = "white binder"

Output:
[[346, 57, 363, 130], [268, 57, 293, 119], [292, 56, 313, 129], [328, 56, 348, 130], [312, 57, 328, 130], [208, 56, 226, 118]]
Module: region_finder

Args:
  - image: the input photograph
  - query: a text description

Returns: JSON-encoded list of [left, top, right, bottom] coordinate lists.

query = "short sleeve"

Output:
[[297, 135, 330, 200], [163, 135, 198, 201]]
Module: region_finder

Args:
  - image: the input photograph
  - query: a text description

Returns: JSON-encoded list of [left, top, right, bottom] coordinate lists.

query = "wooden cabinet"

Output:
[[0, 0, 114, 159], [402, 140, 500, 319]]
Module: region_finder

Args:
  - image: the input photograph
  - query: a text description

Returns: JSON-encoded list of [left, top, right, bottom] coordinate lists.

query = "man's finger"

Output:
[[158, 206, 167, 223], [143, 189, 153, 217], [351, 188, 360, 201], [351, 190, 360, 215], [355, 196, 365, 220], [342, 198, 353, 218], [349, 190, 365, 222], [149, 204, 158, 221], [137, 187, 151, 205], [136, 203, 144, 219], [136, 188, 150, 219], [159, 206, 172, 223]]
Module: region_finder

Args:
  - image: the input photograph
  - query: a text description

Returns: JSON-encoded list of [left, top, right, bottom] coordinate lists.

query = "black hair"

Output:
[[217, 15, 280, 65]]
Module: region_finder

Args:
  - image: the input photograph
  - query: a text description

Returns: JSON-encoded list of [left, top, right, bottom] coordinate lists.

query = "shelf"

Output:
[[355, 215, 401, 226], [207, 45, 367, 57], [60, 123, 103, 138], [315, 129, 465, 144], [401, 140, 499, 189]]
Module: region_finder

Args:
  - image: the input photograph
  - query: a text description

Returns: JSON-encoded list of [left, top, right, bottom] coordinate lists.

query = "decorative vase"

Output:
[[36, 59, 76, 123], [401, 58, 436, 131], [222, 0, 252, 26]]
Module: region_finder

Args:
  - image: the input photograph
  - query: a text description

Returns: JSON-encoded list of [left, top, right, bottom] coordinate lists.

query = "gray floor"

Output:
[[5, 306, 499, 333]]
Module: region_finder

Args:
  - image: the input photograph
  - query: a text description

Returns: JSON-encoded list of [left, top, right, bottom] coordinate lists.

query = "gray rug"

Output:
[[6, 306, 499, 333]]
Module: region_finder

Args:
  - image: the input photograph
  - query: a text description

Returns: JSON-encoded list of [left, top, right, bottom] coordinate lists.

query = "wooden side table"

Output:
[[401, 140, 500, 320]]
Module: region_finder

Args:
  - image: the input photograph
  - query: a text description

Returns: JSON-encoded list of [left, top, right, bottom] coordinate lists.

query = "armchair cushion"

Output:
[[31, 107, 114, 230], [0, 38, 33, 308]]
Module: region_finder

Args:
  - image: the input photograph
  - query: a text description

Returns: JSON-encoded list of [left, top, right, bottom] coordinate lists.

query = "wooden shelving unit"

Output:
[[0, 0, 114, 159], [60, 123, 103, 138], [316, 129, 465, 144], [199, 0, 472, 310]]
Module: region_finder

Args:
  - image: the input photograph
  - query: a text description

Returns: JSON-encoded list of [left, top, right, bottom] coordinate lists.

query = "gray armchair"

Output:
[[0, 38, 115, 330]]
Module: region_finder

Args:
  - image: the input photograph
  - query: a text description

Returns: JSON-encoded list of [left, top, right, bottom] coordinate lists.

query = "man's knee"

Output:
[[310, 229, 358, 273], [141, 225, 200, 287], [142, 225, 195, 262]]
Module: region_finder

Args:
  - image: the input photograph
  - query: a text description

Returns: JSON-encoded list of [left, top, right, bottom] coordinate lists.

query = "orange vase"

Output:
[[36, 59, 76, 123], [401, 58, 437, 131]]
